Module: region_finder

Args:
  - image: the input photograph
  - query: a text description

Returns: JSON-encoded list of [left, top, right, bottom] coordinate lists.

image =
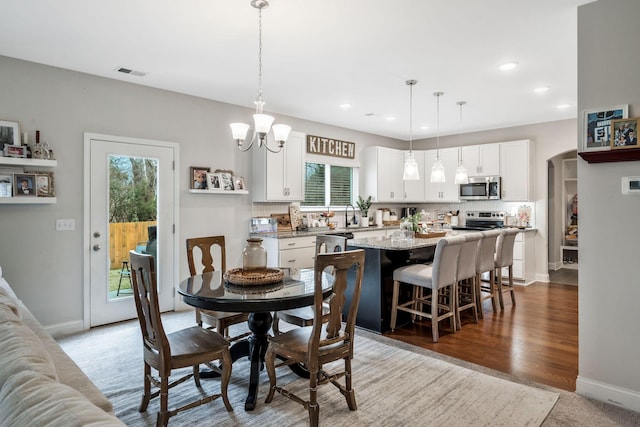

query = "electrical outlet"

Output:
[[56, 219, 75, 231]]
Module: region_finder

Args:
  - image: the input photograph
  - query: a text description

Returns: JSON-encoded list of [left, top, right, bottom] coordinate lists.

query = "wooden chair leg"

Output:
[[221, 350, 233, 412], [496, 267, 505, 310], [308, 368, 319, 427], [344, 357, 357, 410], [390, 280, 400, 331], [139, 363, 151, 412], [264, 346, 277, 403], [509, 265, 516, 306], [431, 288, 439, 343], [157, 376, 169, 427]]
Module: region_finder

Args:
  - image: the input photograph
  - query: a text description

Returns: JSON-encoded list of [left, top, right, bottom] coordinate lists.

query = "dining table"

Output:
[[177, 268, 333, 411]]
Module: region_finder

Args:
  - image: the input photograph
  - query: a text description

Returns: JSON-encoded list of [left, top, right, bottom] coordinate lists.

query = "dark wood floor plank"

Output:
[[384, 281, 578, 391]]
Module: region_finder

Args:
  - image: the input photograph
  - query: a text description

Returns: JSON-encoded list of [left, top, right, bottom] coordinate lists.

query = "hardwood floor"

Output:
[[384, 278, 578, 392]]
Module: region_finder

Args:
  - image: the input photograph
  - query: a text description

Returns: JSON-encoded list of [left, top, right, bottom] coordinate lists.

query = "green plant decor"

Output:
[[402, 213, 421, 232], [356, 195, 372, 218]]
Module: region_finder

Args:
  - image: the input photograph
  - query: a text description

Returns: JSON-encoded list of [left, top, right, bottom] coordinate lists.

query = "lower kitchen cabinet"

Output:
[[262, 235, 316, 269], [501, 230, 535, 284]]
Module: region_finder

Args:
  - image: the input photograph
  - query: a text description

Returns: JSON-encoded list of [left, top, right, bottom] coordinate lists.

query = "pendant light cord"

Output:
[[255, 6, 264, 113]]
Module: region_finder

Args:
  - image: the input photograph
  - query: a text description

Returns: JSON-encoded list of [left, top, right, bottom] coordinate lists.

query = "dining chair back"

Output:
[[390, 234, 466, 342], [476, 229, 501, 317], [129, 250, 233, 426], [186, 236, 249, 341], [455, 232, 483, 329], [271, 234, 348, 334], [264, 249, 366, 427], [495, 228, 520, 309]]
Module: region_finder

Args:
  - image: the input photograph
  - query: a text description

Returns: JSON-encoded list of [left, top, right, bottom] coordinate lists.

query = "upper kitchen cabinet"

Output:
[[361, 146, 404, 203], [424, 147, 460, 202], [402, 150, 426, 202], [499, 139, 534, 201], [252, 131, 304, 202], [461, 143, 500, 176]]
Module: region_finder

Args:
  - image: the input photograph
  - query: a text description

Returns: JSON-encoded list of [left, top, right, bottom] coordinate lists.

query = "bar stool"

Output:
[[390, 235, 466, 342], [455, 232, 482, 330], [494, 228, 520, 310], [116, 260, 132, 296], [475, 229, 501, 318]]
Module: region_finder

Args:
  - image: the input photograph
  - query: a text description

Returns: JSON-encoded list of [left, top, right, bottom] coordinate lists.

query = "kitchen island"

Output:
[[345, 232, 466, 334]]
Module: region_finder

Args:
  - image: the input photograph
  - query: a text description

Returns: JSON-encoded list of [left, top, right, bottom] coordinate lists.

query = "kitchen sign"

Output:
[[306, 135, 355, 159]]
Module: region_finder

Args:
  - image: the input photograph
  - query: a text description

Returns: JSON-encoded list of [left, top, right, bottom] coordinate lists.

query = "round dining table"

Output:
[[177, 268, 333, 411]]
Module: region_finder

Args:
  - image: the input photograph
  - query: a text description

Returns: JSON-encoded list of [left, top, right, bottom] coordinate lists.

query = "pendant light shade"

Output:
[[403, 79, 420, 181], [454, 101, 469, 184], [430, 92, 446, 183]]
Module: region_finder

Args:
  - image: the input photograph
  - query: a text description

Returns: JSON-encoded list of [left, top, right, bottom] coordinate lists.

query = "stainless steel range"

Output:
[[452, 211, 505, 230]]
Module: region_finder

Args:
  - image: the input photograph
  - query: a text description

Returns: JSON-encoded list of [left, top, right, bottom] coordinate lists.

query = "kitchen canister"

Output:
[[242, 238, 267, 272], [376, 209, 384, 227]]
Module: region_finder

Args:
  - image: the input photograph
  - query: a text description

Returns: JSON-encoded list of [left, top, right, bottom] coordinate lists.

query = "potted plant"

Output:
[[356, 195, 372, 227]]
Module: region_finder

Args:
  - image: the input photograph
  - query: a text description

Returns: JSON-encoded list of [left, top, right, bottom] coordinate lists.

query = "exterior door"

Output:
[[84, 133, 178, 327]]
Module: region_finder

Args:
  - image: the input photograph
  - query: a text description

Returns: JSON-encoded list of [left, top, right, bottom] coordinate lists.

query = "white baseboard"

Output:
[[536, 272, 550, 283], [44, 320, 85, 339], [576, 375, 640, 413]]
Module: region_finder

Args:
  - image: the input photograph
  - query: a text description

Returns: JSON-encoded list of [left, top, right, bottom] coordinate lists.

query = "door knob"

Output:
[[93, 231, 101, 238], [93, 244, 101, 251]]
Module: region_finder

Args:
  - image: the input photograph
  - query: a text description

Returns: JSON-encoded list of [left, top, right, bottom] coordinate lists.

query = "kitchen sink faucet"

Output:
[[345, 204, 357, 227]]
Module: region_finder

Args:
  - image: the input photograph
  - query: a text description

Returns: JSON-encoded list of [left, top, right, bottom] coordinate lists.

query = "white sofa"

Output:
[[0, 266, 125, 426]]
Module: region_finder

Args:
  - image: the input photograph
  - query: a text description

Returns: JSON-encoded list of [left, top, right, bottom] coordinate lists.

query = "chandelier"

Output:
[[229, 0, 291, 153], [403, 79, 420, 181]]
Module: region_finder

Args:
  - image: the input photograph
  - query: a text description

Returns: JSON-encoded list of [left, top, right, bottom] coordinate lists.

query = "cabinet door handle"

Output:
[[288, 259, 296, 263], [287, 242, 296, 246]]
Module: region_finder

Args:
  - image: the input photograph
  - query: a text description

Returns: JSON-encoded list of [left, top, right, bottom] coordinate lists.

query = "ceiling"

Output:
[[0, 0, 593, 141]]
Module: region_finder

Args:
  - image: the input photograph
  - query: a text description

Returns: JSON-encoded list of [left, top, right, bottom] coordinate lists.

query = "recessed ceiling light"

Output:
[[534, 86, 550, 93], [499, 62, 518, 71], [556, 103, 571, 109], [386, 116, 396, 121], [115, 66, 147, 77], [420, 125, 430, 130], [364, 113, 375, 117], [339, 103, 352, 110]]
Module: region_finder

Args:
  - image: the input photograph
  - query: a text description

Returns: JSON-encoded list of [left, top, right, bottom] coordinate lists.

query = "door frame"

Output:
[[82, 132, 180, 329]]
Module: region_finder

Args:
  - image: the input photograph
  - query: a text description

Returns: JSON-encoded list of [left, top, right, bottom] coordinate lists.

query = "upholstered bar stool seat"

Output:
[[390, 235, 466, 342], [494, 228, 520, 310]]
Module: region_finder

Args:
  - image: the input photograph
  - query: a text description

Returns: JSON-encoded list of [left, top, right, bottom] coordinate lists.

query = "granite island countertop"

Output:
[[348, 230, 471, 250], [251, 225, 400, 239]]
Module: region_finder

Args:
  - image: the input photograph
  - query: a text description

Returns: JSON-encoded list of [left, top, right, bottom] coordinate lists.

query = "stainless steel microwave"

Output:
[[459, 176, 501, 200]]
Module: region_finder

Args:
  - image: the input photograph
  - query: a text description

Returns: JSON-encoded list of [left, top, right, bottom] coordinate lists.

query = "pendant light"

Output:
[[430, 91, 446, 183], [454, 101, 469, 184], [403, 79, 420, 181], [229, 0, 291, 153]]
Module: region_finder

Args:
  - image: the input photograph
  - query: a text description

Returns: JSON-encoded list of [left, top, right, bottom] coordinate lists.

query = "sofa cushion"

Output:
[[0, 370, 125, 426], [0, 277, 18, 302], [0, 302, 58, 385]]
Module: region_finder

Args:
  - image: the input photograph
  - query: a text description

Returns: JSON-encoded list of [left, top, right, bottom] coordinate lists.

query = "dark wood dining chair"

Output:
[[264, 249, 366, 427], [129, 250, 233, 427], [271, 234, 347, 334], [186, 236, 250, 341]]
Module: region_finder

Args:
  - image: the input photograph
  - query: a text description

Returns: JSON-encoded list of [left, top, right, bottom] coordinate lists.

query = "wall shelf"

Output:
[[188, 189, 248, 195], [0, 157, 57, 167], [0, 197, 56, 204], [579, 148, 640, 163]]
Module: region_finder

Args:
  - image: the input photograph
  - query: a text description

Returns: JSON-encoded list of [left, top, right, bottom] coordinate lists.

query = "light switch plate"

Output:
[[56, 219, 75, 231]]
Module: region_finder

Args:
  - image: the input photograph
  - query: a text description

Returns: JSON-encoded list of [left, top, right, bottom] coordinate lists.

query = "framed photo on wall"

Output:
[[611, 117, 639, 150], [190, 166, 210, 189], [219, 172, 234, 190], [233, 176, 245, 190], [206, 172, 221, 189], [582, 104, 628, 152], [0, 120, 20, 153], [0, 174, 12, 197]]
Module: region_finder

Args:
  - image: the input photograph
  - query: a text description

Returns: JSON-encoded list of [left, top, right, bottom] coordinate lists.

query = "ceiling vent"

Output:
[[115, 67, 146, 77]]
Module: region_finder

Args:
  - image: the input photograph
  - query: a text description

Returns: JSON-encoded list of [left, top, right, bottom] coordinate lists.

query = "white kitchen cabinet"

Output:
[[424, 147, 460, 202], [499, 139, 534, 201], [252, 131, 304, 202], [0, 157, 57, 204], [262, 235, 317, 269], [402, 150, 426, 202], [361, 146, 404, 202], [461, 143, 500, 176]]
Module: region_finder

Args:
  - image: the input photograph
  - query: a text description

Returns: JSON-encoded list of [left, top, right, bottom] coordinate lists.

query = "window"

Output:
[[302, 162, 358, 208]]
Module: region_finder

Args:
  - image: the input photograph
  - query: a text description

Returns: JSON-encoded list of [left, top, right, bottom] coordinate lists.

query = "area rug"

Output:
[[58, 311, 559, 426]]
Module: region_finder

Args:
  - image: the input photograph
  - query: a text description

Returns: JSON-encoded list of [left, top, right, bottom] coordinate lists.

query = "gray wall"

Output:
[[576, 0, 640, 410], [0, 56, 395, 328]]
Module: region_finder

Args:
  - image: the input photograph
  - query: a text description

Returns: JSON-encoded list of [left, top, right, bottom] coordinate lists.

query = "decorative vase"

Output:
[[361, 214, 369, 227], [242, 238, 267, 273]]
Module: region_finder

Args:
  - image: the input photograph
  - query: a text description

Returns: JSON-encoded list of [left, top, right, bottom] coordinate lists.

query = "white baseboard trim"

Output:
[[44, 320, 85, 339], [536, 272, 550, 283], [576, 375, 640, 413]]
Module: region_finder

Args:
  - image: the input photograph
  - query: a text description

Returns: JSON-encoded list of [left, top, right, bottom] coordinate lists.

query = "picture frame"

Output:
[[190, 166, 210, 190], [206, 172, 222, 189], [13, 173, 36, 197], [4, 144, 27, 158], [0, 174, 12, 197], [219, 172, 234, 190], [611, 117, 639, 150], [25, 170, 55, 197], [582, 104, 628, 152], [233, 176, 245, 191], [0, 120, 20, 154], [35, 174, 50, 196]]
